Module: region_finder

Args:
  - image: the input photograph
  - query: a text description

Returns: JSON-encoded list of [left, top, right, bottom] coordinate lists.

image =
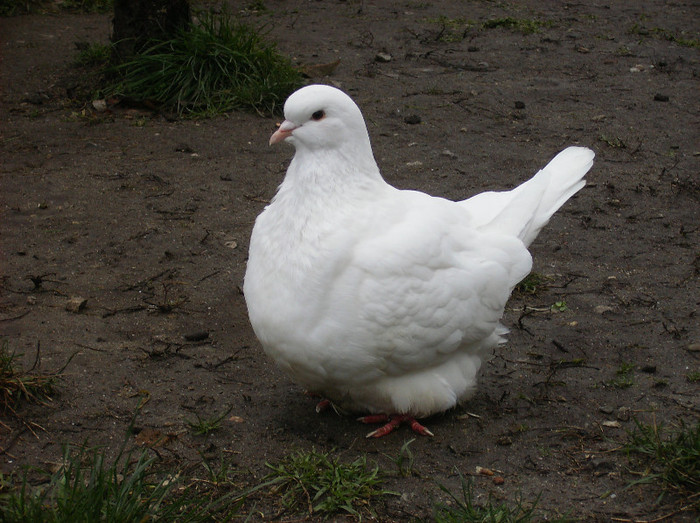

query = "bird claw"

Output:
[[409, 418, 434, 437], [360, 414, 434, 438], [315, 399, 331, 413]]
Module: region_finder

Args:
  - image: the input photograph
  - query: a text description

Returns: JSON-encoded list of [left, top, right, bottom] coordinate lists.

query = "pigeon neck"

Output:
[[285, 145, 384, 190]]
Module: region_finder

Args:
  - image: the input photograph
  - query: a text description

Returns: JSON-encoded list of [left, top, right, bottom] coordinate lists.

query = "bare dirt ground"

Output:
[[1, 0, 699, 520]]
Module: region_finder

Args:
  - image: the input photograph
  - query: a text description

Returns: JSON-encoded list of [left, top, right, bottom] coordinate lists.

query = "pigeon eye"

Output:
[[311, 110, 325, 121]]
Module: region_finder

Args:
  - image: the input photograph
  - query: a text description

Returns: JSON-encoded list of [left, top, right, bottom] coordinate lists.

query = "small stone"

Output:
[[599, 405, 614, 414], [616, 406, 631, 421], [686, 343, 700, 352], [404, 114, 421, 125], [441, 149, 458, 159], [493, 476, 505, 485], [602, 420, 621, 428], [405, 161, 423, 167], [476, 466, 494, 476], [594, 305, 614, 314], [27, 295, 37, 305], [66, 297, 87, 313], [92, 99, 107, 112], [375, 52, 392, 63], [653, 93, 669, 102]]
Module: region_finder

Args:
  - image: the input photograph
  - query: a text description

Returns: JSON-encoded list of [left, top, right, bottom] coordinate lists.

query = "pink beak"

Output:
[[269, 120, 298, 145]]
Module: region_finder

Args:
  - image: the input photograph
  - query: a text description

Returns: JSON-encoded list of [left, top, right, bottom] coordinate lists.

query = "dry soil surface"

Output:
[[1, 0, 699, 520]]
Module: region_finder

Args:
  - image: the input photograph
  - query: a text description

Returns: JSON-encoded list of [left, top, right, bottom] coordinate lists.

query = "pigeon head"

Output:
[[269, 85, 373, 155]]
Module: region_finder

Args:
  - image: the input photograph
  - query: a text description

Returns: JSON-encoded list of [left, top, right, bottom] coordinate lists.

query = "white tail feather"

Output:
[[461, 146, 594, 246]]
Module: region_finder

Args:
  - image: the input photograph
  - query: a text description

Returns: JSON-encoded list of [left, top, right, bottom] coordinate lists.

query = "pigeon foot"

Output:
[[315, 398, 331, 413], [359, 414, 434, 438], [305, 392, 332, 413]]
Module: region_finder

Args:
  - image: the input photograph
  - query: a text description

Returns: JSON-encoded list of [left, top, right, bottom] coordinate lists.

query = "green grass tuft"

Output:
[[550, 300, 568, 313], [0, 340, 62, 416], [387, 438, 417, 477], [514, 272, 548, 296], [74, 42, 114, 68], [606, 362, 635, 389], [686, 371, 700, 383], [109, 9, 303, 116], [426, 15, 475, 42], [628, 23, 700, 48], [1, 445, 178, 521], [624, 417, 700, 501], [186, 405, 232, 436], [433, 474, 550, 522], [0, 436, 243, 521], [263, 449, 394, 517]]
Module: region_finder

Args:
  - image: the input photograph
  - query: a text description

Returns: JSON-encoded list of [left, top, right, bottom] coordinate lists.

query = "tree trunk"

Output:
[[111, 0, 191, 61]]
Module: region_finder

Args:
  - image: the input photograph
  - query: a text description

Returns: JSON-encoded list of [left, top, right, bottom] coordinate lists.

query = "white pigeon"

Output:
[[244, 84, 594, 437]]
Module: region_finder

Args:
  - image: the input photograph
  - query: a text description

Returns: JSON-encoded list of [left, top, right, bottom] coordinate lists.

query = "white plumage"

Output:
[[244, 84, 594, 436]]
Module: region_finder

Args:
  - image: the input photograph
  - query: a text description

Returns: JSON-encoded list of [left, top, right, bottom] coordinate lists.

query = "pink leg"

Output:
[[315, 398, 331, 413], [305, 392, 332, 413], [359, 414, 434, 438]]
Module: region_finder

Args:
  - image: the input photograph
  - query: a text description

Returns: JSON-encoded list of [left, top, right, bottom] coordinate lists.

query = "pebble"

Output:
[[594, 305, 614, 314], [599, 405, 614, 414], [616, 406, 631, 421], [92, 99, 107, 112], [375, 52, 392, 63], [686, 343, 700, 352], [66, 297, 87, 313], [441, 149, 458, 159]]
